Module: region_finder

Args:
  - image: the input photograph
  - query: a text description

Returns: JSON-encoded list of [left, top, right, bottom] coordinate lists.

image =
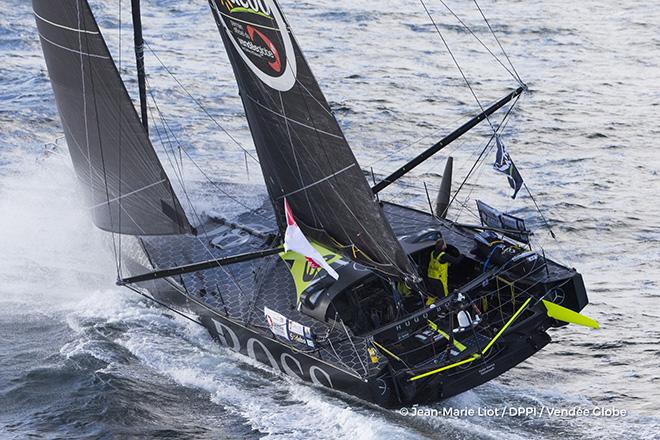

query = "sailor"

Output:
[[427, 238, 450, 297]]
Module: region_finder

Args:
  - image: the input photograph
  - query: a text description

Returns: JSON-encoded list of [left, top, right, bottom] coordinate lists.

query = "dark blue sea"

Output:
[[1, 0, 659, 438]]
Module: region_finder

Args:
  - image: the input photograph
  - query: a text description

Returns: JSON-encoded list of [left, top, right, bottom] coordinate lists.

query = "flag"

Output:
[[283, 198, 339, 280], [494, 136, 524, 199]]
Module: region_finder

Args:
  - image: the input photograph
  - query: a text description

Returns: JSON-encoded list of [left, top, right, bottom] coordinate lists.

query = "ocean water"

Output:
[[1, 0, 659, 438]]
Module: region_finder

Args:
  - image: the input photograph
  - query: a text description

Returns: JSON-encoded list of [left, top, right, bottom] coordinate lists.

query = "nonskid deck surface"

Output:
[[138, 200, 379, 378], [136, 200, 573, 379]]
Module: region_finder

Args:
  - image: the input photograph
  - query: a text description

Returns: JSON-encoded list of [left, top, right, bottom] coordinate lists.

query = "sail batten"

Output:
[[209, 0, 418, 280], [33, 0, 193, 236]]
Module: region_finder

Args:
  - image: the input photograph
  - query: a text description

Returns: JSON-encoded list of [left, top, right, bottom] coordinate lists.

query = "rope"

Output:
[[524, 183, 557, 240], [78, 1, 122, 276], [124, 284, 204, 326], [447, 94, 520, 212], [379, 256, 563, 366], [142, 87, 256, 303], [417, 0, 496, 132], [118, 0, 123, 277], [144, 78, 270, 221], [435, 0, 523, 85], [143, 41, 259, 165], [472, 0, 524, 84]]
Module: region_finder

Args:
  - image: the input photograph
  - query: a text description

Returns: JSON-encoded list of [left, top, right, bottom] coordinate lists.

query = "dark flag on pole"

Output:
[[494, 135, 524, 199]]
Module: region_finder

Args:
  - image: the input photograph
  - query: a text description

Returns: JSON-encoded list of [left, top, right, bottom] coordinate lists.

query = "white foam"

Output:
[[0, 151, 118, 311]]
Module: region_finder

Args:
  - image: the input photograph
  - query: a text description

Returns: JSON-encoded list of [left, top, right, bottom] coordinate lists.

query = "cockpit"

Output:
[[298, 226, 539, 337]]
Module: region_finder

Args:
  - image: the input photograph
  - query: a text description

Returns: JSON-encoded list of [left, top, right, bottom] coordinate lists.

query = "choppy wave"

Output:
[[2, 0, 660, 438]]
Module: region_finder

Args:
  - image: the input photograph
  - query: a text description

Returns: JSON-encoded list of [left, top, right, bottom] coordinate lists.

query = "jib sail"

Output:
[[33, 0, 193, 236], [208, 0, 418, 281]]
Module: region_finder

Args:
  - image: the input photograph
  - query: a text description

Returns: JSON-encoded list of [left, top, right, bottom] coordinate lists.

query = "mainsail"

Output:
[[33, 0, 194, 235], [209, 0, 417, 280]]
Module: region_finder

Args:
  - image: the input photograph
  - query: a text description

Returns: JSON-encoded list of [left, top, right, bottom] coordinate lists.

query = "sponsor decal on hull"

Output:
[[215, 0, 297, 91]]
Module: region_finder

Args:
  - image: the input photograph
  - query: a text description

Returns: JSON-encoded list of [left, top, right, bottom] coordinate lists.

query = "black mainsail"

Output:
[[33, 0, 193, 236], [209, 0, 417, 280]]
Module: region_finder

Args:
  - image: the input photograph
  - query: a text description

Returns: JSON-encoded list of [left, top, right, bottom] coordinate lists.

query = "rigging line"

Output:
[[447, 95, 520, 213], [472, 0, 523, 84], [273, 59, 409, 276], [278, 88, 326, 226], [269, 23, 322, 227], [124, 284, 204, 326], [140, 83, 188, 235], [288, 31, 464, 181], [276, 28, 399, 266], [285, 32, 336, 119], [434, 0, 522, 85], [325, 324, 359, 372], [452, 104, 519, 224], [148, 108, 224, 256], [340, 320, 368, 376], [78, 0, 121, 275], [144, 78, 270, 221], [523, 183, 557, 240], [417, 0, 496, 132], [296, 95, 414, 277], [149, 97, 213, 230], [365, 110, 476, 170], [147, 97, 187, 191], [142, 41, 259, 165], [75, 1, 93, 216], [235, 15, 407, 276], [451, 131, 505, 223], [145, 94, 262, 300], [289, 148, 408, 277], [368, 127, 473, 194], [291, 73, 367, 242], [118, 0, 122, 276], [143, 84, 189, 185], [294, 75, 334, 118], [119, 204, 147, 235], [284, 60, 361, 237], [451, 138, 499, 222], [146, 97, 192, 216]]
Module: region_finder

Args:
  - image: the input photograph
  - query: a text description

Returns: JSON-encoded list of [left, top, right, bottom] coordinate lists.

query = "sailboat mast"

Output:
[[131, 0, 148, 133]]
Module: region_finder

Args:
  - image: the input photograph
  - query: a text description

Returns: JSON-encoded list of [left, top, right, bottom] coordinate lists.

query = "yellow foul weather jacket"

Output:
[[428, 250, 449, 296]]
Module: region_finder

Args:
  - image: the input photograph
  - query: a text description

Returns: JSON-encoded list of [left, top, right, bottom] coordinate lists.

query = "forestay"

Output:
[[33, 0, 193, 235], [208, 0, 417, 280]]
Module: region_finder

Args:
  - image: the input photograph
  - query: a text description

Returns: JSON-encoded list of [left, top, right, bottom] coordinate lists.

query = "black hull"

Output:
[[137, 268, 556, 408], [120, 200, 589, 408], [146, 283, 385, 404], [398, 320, 552, 405]]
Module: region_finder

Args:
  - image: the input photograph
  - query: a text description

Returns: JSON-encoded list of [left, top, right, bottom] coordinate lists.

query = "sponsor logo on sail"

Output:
[[216, 0, 297, 91]]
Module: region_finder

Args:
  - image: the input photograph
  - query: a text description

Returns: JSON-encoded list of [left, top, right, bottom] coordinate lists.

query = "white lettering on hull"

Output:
[[211, 319, 334, 389], [247, 337, 281, 373], [281, 353, 304, 379], [213, 319, 240, 351], [309, 365, 333, 388]]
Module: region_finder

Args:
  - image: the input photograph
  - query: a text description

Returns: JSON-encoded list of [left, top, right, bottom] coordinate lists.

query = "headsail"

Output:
[[208, 0, 417, 280], [33, 0, 194, 235]]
